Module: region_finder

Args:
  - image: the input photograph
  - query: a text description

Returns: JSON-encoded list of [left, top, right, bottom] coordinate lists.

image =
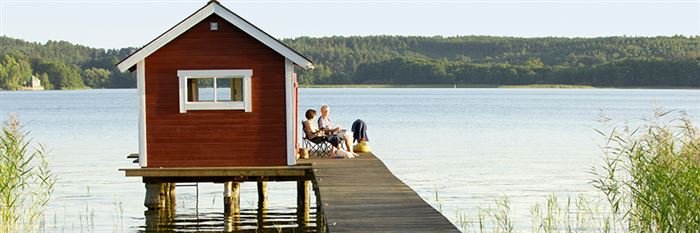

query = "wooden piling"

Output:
[[297, 180, 310, 229], [257, 180, 268, 209], [223, 181, 240, 215], [256, 180, 268, 229], [313, 181, 325, 232], [144, 183, 164, 209], [165, 183, 176, 210]]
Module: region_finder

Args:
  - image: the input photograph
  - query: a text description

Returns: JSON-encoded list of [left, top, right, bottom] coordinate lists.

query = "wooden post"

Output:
[[144, 210, 160, 231], [224, 181, 240, 215], [257, 181, 268, 209], [168, 182, 176, 210], [297, 180, 310, 230], [256, 180, 268, 229], [314, 182, 325, 232], [144, 183, 165, 209], [224, 213, 236, 232]]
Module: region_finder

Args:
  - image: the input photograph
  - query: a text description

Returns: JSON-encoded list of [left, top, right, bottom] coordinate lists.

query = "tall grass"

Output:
[[0, 115, 56, 233], [455, 195, 611, 233], [452, 110, 698, 233], [592, 110, 700, 232]]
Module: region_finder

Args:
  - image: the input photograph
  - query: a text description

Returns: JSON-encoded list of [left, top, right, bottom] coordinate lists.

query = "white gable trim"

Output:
[[116, 2, 313, 72]]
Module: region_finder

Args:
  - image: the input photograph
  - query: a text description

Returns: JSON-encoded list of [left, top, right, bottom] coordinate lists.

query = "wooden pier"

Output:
[[121, 152, 459, 232], [300, 153, 460, 233]]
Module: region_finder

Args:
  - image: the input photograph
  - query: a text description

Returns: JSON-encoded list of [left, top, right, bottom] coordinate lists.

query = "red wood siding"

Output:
[[144, 14, 288, 167]]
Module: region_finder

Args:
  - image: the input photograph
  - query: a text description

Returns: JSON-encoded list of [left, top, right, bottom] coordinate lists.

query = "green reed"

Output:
[[0, 115, 56, 233], [454, 194, 612, 233], [592, 110, 700, 232], [451, 110, 698, 233]]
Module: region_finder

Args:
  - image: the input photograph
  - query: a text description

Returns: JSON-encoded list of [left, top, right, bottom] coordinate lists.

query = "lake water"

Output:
[[1, 88, 699, 232]]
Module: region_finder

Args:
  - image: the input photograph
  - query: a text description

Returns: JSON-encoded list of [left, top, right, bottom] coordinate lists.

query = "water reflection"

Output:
[[140, 207, 319, 232]]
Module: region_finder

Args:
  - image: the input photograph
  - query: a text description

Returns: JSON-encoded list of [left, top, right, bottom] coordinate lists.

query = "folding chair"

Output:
[[302, 136, 332, 158], [300, 120, 347, 158]]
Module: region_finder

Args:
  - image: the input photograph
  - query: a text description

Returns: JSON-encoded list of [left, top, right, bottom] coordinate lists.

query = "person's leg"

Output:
[[344, 133, 353, 153]]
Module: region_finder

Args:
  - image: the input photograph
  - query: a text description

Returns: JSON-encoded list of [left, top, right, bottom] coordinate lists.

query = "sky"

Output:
[[0, 0, 699, 49]]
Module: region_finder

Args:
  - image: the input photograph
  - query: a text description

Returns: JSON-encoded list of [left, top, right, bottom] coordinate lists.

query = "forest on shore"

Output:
[[1, 35, 698, 90]]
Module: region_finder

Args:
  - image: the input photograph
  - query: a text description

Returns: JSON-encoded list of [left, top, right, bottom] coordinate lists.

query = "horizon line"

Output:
[[2, 33, 699, 50]]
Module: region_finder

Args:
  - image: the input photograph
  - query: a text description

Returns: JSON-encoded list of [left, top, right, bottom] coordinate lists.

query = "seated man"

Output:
[[317, 105, 354, 153]]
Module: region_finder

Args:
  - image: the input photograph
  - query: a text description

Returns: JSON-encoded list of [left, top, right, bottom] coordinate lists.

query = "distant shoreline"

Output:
[[2, 84, 700, 92], [298, 84, 700, 89]]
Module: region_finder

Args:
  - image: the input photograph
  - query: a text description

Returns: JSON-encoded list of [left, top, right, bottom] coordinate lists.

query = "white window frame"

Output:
[[177, 69, 252, 113]]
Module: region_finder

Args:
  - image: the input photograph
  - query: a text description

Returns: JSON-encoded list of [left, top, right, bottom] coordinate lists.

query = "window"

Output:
[[177, 69, 252, 113]]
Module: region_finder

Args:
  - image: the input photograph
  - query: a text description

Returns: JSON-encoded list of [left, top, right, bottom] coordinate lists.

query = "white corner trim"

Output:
[[285, 59, 296, 166], [116, 2, 313, 72], [137, 60, 147, 167], [177, 69, 252, 113]]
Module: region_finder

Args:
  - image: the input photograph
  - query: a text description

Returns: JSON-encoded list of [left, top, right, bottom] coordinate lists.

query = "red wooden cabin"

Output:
[[117, 0, 313, 167]]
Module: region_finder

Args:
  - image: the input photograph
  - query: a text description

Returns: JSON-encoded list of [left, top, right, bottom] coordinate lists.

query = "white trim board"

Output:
[[285, 59, 296, 166], [116, 1, 313, 72], [137, 60, 147, 167]]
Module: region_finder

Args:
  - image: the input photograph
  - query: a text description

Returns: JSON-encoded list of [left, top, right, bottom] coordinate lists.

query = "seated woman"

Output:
[[302, 109, 327, 143], [317, 105, 354, 153]]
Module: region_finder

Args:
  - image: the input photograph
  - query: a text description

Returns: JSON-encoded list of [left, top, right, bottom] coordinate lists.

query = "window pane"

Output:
[[187, 79, 198, 102], [216, 78, 231, 101], [195, 78, 214, 102], [216, 78, 243, 102]]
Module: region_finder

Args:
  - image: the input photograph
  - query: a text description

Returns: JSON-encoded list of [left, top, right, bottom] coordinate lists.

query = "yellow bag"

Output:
[[353, 142, 372, 153]]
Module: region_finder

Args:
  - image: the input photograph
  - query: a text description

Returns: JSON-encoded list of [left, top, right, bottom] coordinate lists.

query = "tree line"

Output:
[[0, 36, 135, 90], [1, 35, 698, 90], [283, 36, 700, 87]]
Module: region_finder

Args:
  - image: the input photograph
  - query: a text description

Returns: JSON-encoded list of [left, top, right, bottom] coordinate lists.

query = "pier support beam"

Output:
[[257, 180, 268, 209], [224, 181, 241, 232], [313, 181, 325, 232], [297, 179, 311, 230], [257, 180, 268, 229], [165, 183, 176, 210], [145, 182, 176, 211], [144, 183, 165, 209], [223, 181, 240, 214]]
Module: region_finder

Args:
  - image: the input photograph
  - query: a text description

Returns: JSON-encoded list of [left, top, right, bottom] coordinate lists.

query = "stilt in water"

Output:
[[144, 183, 165, 210], [257, 180, 268, 229], [313, 181, 325, 232], [224, 181, 241, 232], [297, 179, 311, 231], [223, 181, 241, 214]]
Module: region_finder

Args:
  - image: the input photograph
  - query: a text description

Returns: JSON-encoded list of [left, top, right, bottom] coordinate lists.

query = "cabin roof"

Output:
[[116, 0, 314, 72]]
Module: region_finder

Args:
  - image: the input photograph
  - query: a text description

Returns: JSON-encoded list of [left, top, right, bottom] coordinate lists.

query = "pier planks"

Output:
[[302, 153, 460, 233]]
